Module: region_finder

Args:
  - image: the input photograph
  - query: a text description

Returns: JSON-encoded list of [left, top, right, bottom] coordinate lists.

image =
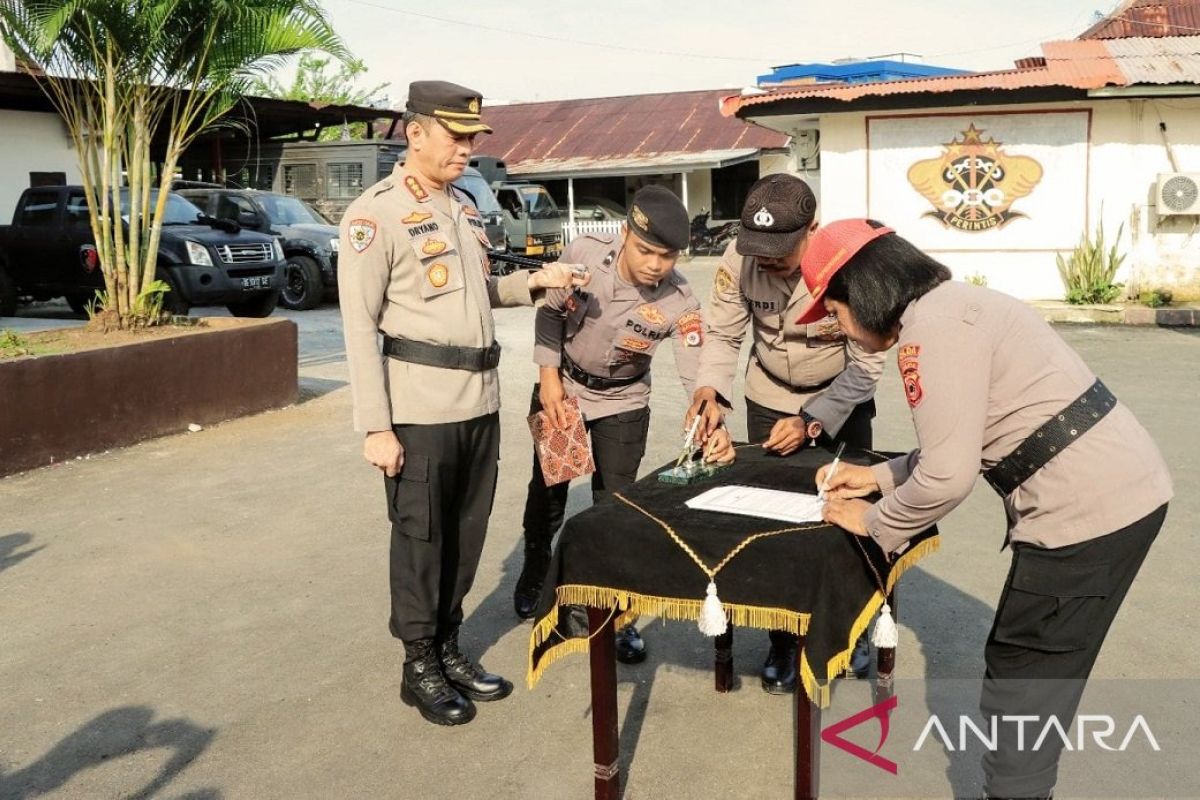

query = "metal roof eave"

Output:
[[507, 147, 783, 181]]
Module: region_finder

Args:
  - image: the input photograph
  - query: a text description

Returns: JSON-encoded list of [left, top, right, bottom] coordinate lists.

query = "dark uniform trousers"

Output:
[[385, 413, 500, 645], [523, 384, 651, 540], [747, 396, 876, 652], [980, 503, 1167, 798]]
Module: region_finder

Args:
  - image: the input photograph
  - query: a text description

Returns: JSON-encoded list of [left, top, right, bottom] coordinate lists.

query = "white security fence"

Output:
[[561, 219, 624, 245]]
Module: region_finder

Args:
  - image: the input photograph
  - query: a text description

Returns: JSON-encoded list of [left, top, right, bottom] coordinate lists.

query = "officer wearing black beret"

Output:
[[513, 185, 735, 663]]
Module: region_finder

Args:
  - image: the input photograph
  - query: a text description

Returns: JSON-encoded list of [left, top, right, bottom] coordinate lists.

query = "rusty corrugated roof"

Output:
[[1078, 0, 1200, 39], [1105, 35, 1200, 82], [721, 37, 1197, 117], [465, 89, 789, 169]]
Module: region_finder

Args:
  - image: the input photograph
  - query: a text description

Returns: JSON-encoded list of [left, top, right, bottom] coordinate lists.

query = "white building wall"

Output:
[[790, 97, 1200, 300], [0, 110, 81, 219]]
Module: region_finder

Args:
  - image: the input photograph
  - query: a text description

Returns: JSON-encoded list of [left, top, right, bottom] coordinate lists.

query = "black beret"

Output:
[[406, 80, 492, 135], [627, 186, 690, 251]]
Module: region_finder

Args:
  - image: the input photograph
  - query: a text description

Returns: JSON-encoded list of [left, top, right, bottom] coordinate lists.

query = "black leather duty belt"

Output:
[[382, 335, 501, 372], [561, 351, 647, 391], [983, 379, 1116, 497]]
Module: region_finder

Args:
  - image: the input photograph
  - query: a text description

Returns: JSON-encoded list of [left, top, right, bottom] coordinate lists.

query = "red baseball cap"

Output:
[[794, 219, 895, 325]]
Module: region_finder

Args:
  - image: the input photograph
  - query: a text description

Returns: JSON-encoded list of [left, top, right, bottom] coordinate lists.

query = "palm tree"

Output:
[[0, 1, 348, 328]]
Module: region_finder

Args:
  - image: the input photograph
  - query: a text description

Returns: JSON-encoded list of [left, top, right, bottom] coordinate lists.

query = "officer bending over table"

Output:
[[513, 186, 735, 663], [685, 174, 885, 693], [807, 219, 1172, 800]]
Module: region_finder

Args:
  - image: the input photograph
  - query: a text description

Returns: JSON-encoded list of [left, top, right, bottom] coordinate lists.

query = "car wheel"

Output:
[[226, 290, 279, 318], [0, 262, 17, 318], [279, 254, 324, 311], [156, 275, 190, 317]]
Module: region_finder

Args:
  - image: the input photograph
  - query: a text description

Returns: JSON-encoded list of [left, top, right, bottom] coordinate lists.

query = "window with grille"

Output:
[[283, 163, 318, 200], [327, 162, 364, 200]]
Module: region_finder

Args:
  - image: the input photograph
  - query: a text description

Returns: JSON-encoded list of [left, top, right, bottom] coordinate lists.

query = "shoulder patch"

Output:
[[347, 219, 377, 253], [898, 344, 924, 408], [677, 310, 703, 347], [714, 266, 735, 294]]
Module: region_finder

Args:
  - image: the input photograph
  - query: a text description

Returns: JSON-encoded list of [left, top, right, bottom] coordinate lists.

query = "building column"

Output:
[[567, 177, 577, 243], [680, 172, 689, 215]]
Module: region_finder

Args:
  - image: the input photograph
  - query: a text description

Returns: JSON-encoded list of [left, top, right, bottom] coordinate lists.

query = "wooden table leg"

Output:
[[794, 633, 821, 800], [587, 606, 620, 800], [714, 624, 734, 693]]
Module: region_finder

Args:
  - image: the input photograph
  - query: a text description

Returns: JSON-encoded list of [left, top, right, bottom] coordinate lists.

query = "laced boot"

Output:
[[437, 629, 513, 702], [400, 638, 476, 725]]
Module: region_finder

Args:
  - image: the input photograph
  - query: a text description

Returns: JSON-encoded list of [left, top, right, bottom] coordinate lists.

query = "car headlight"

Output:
[[329, 237, 339, 253], [185, 240, 213, 267], [273, 238, 285, 262]]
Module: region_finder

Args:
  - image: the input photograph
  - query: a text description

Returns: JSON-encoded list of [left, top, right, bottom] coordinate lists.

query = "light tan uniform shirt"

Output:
[[533, 232, 704, 421], [865, 281, 1173, 554], [696, 240, 886, 434], [338, 163, 534, 431]]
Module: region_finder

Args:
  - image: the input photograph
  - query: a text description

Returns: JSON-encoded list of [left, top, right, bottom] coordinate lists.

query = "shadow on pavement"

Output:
[[0, 533, 44, 577], [0, 706, 219, 800]]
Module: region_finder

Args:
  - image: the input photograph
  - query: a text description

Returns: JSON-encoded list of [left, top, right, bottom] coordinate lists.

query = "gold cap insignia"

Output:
[[468, 97, 480, 114], [631, 204, 649, 229]]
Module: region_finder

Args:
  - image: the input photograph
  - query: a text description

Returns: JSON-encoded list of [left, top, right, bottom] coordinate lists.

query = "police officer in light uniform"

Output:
[[513, 186, 735, 663], [338, 80, 589, 727], [809, 219, 1173, 800], [686, 174, 886, 693]]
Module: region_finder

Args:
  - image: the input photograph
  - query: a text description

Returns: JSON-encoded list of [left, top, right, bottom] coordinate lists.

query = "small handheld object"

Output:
[[659, 401, 731, 485], [817, 441, 847, 501]]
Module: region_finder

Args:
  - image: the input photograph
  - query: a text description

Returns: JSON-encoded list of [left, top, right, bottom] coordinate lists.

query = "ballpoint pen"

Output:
[[818, 441, 847, 501]]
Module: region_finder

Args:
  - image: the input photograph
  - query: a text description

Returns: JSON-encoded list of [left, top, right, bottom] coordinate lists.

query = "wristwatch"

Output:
[[799, 410, 823, 440]]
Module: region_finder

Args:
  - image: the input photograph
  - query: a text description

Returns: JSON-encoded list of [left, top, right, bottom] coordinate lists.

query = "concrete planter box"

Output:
[[1032, 301, 1200, 327], [0, 317, 297, 477]]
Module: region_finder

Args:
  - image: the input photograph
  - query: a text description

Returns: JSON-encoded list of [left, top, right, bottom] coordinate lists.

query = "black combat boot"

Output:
[[438, 629, 513, 702], [760, 631, 798, 694], [615, 623, 647, 664], [400, 638, 476, 726], [513, 533, 553, 620]]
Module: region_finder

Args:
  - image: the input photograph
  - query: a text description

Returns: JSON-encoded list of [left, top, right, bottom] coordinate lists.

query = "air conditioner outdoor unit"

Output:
[[1156, 173, 1200, 216]]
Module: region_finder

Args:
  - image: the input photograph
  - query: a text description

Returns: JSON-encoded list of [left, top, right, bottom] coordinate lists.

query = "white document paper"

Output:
[[684, 484, 826, 524]]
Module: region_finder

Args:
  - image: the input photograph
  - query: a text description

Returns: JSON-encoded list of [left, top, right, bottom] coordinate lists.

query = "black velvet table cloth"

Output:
[[527, 445, 939, 706]]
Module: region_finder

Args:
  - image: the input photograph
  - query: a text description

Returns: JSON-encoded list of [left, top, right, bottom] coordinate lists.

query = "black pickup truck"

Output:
[[0, 186, 285, 319], [176, 186, 338, 311]]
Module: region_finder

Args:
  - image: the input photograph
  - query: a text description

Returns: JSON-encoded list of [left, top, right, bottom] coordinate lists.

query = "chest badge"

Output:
[[402, 211, 433, 225], [347, 219, 377, 253], [427, 263, 450, 289], [637, 305, 665, 325], [422, 239, 448, 256]]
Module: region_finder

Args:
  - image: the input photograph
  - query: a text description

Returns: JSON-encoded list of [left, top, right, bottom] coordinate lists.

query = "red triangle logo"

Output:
[[820, 694, 899, 774]]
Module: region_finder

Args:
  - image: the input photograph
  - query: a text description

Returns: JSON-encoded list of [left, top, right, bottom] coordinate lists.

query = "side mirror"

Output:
[[237, 210, 263, 229]]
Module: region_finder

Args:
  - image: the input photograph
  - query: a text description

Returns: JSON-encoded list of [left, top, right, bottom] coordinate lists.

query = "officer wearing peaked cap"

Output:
[[513, 185, 735, 664], [686, 173, 887, 694], [338, 79, 590, 727]]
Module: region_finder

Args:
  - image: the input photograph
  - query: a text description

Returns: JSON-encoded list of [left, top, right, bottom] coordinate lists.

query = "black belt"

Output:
[[382, 335, 501, 371], [752, 354, 837, 394], [983, 379, 1116, 497], [561, 351, 647, 391]]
